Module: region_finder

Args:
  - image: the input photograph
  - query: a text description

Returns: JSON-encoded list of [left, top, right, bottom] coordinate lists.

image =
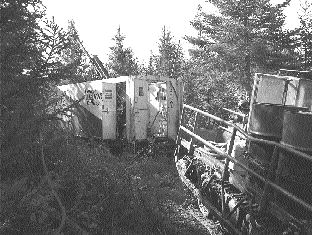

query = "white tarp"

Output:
[[58, 80, 103, 120]]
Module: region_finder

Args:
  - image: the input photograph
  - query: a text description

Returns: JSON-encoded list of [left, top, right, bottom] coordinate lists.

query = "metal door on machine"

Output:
[[102, 83, 117, 139], [148, 82, 168, 137], [134, 79, 148, 140]]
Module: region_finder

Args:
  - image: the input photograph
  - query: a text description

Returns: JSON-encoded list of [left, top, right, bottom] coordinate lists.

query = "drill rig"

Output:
[[175, 71, 312, 234]]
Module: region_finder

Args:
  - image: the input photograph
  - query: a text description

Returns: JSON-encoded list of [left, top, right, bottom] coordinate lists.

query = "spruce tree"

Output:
[[107, 27, 139, 137], [186, 0, 291, 91], [1, 0, 47, 159], [1, 0, 76, 179], [107, 27, 139, 77], [153, 26, 184, 79], [295, 0, 312, 70], [60, 20, 100, 83]]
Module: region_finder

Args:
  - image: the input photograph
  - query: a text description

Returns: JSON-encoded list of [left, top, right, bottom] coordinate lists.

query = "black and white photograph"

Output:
[[1, 0, 312, 234]]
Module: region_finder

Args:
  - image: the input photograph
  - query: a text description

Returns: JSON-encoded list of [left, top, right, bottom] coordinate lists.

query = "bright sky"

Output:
[[42, 0, 306, 65]]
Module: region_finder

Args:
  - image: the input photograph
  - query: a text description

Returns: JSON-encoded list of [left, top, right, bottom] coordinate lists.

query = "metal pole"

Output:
[[221, 128, 237, 214], [174, 106, 185, 162], [189, 112, 199, 155]]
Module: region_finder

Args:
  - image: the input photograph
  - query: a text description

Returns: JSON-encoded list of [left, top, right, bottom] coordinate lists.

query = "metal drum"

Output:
[[278, 110, 312, 183], [248, 104, 307, 164], [295, 79, 312, 111], [247, 104, 285, 192], [248, 103, 307, 140], [277, 111, 312, 219], [247, 104, 308, 192], [281, 111, 312, 151], [249, 103, 286, 140]]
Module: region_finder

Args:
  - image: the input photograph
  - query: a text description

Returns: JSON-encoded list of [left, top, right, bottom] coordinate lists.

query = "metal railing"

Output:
[[175, 104, 312, 232]]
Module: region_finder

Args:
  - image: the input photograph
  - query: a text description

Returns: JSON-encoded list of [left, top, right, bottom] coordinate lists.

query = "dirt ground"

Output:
[[107, 141, 213, 235]]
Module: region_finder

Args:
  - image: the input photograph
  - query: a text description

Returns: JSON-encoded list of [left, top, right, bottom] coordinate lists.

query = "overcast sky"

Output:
[[42, 0, 305, 65]]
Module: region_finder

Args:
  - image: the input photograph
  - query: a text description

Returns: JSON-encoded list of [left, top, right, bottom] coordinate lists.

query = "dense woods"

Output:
[[1, 0, 312, 234]]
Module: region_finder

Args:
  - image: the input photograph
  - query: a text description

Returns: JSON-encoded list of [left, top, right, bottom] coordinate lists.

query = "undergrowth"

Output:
[[0, 135, 190, 235]]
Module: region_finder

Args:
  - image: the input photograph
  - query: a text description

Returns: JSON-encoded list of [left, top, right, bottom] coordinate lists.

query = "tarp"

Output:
[[58, 80, 103, 120], [57, 80, 103, 137]]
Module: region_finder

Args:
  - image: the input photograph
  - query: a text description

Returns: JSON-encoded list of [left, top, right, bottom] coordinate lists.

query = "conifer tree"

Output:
[[60, 21, 98, 83], [107, 27, 139, 137], [107, 27, 139, 77], [186, 0, 291, 91], [1, 0, 76, 178], [295, 0, 312, 70], [146, 52, 157, 75], [153, 26, 184, 79]]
